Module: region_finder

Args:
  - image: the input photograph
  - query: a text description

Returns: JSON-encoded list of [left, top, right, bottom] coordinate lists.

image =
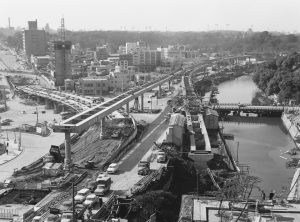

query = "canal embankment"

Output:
[[281, 112, 300, 149]]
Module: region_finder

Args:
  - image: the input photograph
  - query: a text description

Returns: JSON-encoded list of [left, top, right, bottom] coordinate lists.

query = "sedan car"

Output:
[[74, 188, 91, 204], [45, 214, 60, 222], [83, 194, 99, 207], [107, 163, 118, 174]]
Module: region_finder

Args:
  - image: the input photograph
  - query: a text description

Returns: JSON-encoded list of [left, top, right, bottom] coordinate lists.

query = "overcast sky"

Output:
[[1, 0, 299, 33]]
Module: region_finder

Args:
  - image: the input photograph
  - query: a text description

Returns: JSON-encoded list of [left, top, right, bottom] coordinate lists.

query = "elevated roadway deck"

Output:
[[54, 70, 183, 133]]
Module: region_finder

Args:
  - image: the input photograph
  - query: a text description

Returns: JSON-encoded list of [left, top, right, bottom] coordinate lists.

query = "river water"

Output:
[[218, 75, 295, 196]]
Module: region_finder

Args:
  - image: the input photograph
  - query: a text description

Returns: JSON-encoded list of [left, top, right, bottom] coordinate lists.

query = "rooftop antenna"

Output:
[[60, 17, 65, 41]]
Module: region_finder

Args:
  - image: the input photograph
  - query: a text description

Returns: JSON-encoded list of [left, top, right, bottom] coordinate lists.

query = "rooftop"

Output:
[[169, 113, 185, 127]]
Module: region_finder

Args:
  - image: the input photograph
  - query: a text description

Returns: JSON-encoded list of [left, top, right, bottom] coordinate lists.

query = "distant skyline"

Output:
[[1, 0, 300, 33]]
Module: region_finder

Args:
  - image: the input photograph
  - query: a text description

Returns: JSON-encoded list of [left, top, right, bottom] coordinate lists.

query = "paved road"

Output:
[[0, 132, 65, 181]]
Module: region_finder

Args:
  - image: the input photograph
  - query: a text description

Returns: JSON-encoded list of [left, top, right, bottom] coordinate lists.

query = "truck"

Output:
[[137, 161, 150, 175], [94, 176, 111, 196]]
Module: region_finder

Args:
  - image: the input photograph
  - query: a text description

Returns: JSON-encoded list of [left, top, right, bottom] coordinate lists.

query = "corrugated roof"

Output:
[[169, 114, 185, 127], [205, 108, 219, 116]]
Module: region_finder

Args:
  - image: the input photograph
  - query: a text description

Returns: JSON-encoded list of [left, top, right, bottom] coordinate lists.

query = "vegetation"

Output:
[[129, 190, 180, 222], [2, 29, 300, 55], [253, 52, 300, 103]]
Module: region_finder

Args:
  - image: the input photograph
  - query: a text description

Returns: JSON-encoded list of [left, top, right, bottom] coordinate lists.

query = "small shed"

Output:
[[42, 163, 63, 177]]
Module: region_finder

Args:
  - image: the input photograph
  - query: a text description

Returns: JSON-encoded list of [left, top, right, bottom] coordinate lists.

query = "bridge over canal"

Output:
[[213, 103, 300, 116]]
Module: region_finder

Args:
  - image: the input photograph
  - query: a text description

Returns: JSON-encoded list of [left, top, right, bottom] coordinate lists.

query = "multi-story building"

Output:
[[133, 49, 161, 72], [117, 60, 128, 72], [119, 54, 133, 66], [109, 66, 131, 92], [54, 41, 72, 86], [23, 20, 47, 58], [78, 76, 110, 95], [125, 41, 147, 54], [118, 45, 126, 55], [96, 45, 109, 60]]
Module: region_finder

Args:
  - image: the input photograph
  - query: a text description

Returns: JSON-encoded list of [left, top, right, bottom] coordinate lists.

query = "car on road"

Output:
[[45, 214, 60, 222], [74, 188, 91, 204], [157, 151, 167, 163], [32, 216, 42, 222], [87, 181, 98, 192], [107, 163, 118, 174], [83, 194, 99, 207], [138, 161, 151, 175], [61, 212, 73, 222]]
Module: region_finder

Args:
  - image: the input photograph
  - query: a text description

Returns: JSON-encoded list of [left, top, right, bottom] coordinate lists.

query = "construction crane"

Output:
[[60, 18, 66, 41]]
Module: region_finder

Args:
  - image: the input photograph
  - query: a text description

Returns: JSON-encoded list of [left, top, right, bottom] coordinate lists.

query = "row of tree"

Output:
[[253, 52, 300, 103], [2, 30, 300, 54]]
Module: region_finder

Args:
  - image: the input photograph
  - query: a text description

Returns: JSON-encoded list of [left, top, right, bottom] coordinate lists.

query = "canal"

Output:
[[218, 75, 295, 196]]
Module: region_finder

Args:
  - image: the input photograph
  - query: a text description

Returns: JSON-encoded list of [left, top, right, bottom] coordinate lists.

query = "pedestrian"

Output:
[[6, 149, 8, 155], [261, 190, 266, 201], [6, 142, 9, 147], [269, 190, 275, 200]]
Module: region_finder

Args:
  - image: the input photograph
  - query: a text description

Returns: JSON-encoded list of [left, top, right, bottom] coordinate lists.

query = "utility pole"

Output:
[[36, 107, 39, 125], [3, 89, 6, 109], [236, 141, 240, 164], [196, 170, 199, 195], [72, 183, 76, 222], [18, 129, 21, 151]]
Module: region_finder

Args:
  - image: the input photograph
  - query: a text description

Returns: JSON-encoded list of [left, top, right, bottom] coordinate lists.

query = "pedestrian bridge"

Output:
[[213, 103, 300, 113]]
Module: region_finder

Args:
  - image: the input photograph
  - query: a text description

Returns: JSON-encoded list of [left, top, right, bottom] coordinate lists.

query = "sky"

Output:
[[1, 0, 300, 33]]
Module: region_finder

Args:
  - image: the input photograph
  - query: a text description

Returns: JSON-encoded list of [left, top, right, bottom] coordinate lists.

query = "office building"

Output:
[[23, 20, 47, 58]]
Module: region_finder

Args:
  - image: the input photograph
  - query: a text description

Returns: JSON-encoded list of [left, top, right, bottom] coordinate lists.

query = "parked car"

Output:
[[61, 212, 73, 222], [138, 161, 151, 175], [32, 216, 42, 222], [87, 181, 97, 192], [157, 151, 167, 163], [83, 194, 99, 207], [96, 172, 107, 182], [107, 163, 118, 174], [74, 188, 91, 204], [45, 214, 60, 222]]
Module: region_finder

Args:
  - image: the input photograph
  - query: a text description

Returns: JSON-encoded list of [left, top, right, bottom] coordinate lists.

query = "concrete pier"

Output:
[[64, 131, 72, 170], [126, 103, 130, 113], [141, 94, 144, 111]]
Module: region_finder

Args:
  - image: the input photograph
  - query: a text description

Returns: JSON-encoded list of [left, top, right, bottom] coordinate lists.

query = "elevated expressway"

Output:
[[16, 85, 96, 112], [53, 70, 183, 169]]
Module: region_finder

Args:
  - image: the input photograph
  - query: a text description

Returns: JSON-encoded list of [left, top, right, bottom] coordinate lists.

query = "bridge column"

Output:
[[64, 131, 72, 170], [60, 105, 65, 112], [53, 103, 60, 114], [134, 97, 139, 110], [126, 102, 130, 113], [141, 94, 144, 111], [100, 117, 105, 139], [37, 97, 44, 104], [45, 99, 52, 109], [158, 85, 162, 98]]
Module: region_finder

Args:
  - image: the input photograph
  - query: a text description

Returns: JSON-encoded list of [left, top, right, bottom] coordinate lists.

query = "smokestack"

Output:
[[8, 17, 10, 28]]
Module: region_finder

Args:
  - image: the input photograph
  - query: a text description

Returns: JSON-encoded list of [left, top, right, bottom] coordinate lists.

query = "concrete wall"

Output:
[[282, 113, 300, 148]]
